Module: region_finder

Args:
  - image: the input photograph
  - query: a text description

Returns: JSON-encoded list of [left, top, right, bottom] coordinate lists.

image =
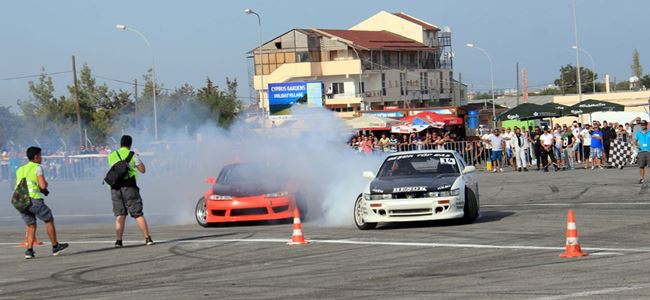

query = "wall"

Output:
[[349, 11, 423, 43]]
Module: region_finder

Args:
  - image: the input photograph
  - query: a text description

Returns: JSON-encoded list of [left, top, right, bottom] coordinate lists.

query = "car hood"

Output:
[[369, 175, 458, 194], [212, 180, 287, 198]]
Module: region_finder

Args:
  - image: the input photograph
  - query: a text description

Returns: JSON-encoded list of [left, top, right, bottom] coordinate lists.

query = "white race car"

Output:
[[354, 150, 480, 230]]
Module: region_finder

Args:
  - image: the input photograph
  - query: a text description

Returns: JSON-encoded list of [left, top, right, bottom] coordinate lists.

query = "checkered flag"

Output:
[[609, 140, 633, 169]]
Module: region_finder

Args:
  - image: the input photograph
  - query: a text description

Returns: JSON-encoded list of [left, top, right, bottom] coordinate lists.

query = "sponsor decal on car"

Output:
[[392, 186, 427, 193], [436, 184, 452, 190], [440, 158, 456, 165], [371, 188, 384, 193]]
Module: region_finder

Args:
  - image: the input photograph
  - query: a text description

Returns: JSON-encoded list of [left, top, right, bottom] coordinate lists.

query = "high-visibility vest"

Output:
[[15, 161, 43, 200]]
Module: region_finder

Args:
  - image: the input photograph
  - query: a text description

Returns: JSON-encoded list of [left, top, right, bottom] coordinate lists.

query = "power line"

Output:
[[1, 71, 72, 81]]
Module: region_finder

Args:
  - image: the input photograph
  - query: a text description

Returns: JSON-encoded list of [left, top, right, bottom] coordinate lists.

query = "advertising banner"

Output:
[[268, 81, 323, 118]]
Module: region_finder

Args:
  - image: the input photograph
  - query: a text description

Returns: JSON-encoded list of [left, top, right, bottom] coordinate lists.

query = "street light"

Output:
[[115, 24, 158, 140], [572, 46, 596, 94], [244, 8, 265, 123], [466, 43, 496, 127]]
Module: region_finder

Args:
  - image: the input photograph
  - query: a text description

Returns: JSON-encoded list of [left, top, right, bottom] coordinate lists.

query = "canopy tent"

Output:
[[391, 117, 441, 133], [541, 103, 573, 116], [567, 99, 624, 115], [495, 103, 559, 121], [346, 115, 402, 130], [399, 112, 463, 126]]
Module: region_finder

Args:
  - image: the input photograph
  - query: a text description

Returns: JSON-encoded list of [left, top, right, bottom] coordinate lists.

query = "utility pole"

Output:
[[71, 55, 83, 149], [516, 62, 520, 106], [133, 79, 138, 129]]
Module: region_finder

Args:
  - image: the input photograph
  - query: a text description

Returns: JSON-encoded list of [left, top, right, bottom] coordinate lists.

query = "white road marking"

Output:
[[533, 283, 650, 300], [590, 252, 623, 256], [1, 238, 650, 254], [483, 202, 650, 208]]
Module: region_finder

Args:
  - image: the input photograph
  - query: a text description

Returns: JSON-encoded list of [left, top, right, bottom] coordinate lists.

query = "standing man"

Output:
[[16, 147, 68, 259], [540, 127, 557, 172], [572, 122, 582, 164], [562, 126, 576, 170], [510, 127, 529, 172], [502, 127, 514, 167], [489, 128, 505, 173], [590, 123, 605, 170], [602, 121, 615, 164], [634, 120, 650, 184], [528, 127, 543, 170], [580, 124, 592, 169], [108, 135, 154, 248], [482, 128, 493, 162]]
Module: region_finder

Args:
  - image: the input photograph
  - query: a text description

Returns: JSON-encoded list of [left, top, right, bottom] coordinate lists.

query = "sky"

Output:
[[1, 0, 648, 109]]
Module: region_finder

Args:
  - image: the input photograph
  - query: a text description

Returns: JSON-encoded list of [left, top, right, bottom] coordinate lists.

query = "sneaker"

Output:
[[517, 168, 522, 172], [591, 166, 595, 170], [639, 179, 645, 184], [499, 168, 504, 173], [492, 169, 497, 173], [598, 165, 604, 170], [52, 243, 69, 256], [524, 168, 529, 172], [115, 240, 123, 248], [145, 236, 154, 246], [24, 248, 35, 259]]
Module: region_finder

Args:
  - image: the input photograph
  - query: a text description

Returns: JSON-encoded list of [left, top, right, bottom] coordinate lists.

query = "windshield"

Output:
[[217, 163, 288, 184], [378, 153, 459, 178]]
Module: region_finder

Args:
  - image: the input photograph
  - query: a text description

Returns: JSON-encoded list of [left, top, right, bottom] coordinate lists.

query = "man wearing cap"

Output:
[[634, 120, 650, 184], [590, 122, 605, 170]]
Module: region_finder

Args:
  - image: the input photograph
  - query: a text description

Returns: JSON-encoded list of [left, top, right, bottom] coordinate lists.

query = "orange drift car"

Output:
[[195, 163, 303, 227]]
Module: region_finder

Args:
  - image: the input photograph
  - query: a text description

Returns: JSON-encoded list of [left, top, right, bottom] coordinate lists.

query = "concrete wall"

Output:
[[350, 11, 423, 43]]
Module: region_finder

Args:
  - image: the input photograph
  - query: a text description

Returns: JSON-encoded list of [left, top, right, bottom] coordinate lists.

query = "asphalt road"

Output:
[[1, 167, 650, 299]]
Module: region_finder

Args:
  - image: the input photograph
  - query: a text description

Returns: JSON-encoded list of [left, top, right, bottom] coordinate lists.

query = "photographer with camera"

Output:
[[14, 146, 68, 259]]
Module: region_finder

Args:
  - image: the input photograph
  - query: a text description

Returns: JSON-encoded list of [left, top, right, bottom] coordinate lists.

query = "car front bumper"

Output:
[[206, 196, 295, 223], [361, 196, 464, 223]]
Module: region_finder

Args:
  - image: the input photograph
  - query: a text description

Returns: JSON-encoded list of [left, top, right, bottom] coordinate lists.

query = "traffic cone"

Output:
[[19, 232, 44, 247], [287, 207, 308, 245], [560, 209, 587, 258]]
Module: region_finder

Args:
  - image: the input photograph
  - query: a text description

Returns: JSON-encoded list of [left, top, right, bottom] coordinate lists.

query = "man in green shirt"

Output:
[[16, 147, 68, 259], [108, 135, 153, 247]]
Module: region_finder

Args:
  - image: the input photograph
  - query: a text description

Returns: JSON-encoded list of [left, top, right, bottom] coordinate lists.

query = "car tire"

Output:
[[461, 187, 479, 224], [195, 197, 212, 227], [354, 195, 377, 230]]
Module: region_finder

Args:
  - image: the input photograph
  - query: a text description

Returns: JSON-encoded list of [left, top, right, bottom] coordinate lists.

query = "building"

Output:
[[248, 11, 465, 119]]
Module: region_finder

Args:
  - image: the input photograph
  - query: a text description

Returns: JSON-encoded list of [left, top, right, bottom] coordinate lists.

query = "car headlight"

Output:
[[209, 194, 233, 201], [265, 191, 288, 198], [427, 188, 460, 197], [364, 193, 392, 200]]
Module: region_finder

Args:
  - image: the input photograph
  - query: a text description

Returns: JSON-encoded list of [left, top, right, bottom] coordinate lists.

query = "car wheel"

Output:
[[354, 195, 377, 230], [195, 197, 212, 227], [461, 187, 479, 224]]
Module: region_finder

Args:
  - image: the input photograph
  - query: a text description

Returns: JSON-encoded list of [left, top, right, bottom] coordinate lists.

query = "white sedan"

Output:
[[354, 150, 480, 230]]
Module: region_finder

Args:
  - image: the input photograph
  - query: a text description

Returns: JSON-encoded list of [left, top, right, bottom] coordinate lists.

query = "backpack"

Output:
[[11, 178, 32, 212], [104, 151, 134, 189]]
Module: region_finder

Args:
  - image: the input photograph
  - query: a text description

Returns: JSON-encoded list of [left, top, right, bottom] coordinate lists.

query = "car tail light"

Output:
[[438, 200, 450, 204]]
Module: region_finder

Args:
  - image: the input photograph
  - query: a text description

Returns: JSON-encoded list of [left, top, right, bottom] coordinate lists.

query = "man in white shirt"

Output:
[[502, 127, 514, 168], [540, 127, 557, 172], [510, 127, 529, 172], [489, 129, 505, 173], [482, 128, 492, 160], [579, 124, 592, 169]]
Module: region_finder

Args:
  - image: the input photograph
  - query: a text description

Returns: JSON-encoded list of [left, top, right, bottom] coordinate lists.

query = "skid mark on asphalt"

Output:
[[548, 185, 559, 193], [3, 238, 650, 254], [532, 283, 650, 300]]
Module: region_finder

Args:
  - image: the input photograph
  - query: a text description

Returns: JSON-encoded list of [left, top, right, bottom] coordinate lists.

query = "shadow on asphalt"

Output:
[[373, 210, 515, 230]]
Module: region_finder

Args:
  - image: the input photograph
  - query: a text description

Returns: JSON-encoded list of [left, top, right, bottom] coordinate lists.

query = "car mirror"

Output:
[[205, 177, 217, 184], [462, 166, 476, 174], [362, 171, 376, 179]]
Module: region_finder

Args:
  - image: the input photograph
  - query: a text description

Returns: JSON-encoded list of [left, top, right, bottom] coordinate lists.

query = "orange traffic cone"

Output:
[[287, 207, 308, 245], [19, 232, 44, 247], [560, 209, 587, 258]]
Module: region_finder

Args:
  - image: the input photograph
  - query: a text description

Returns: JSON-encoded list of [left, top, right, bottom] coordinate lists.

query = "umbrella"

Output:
[[495, 103, 559, 121], [346, 115, 401, 130], [541, 103, 573, 116], [567, 99, 624, 115]]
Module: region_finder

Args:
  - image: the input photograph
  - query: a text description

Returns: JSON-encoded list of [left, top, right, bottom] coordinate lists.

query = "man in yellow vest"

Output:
[[108, 135, 153, 247], [16, 147, 68, 259]]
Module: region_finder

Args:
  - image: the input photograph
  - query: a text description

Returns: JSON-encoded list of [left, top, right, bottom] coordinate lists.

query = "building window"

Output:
[[381, 73, 386, 96], [332, 82, 345, 95], [420, 72, 429, 94], [383, 52, 391, 66], [399, 73, 405, 96], [358, 81, 365, 95], [296, 51, 309, 62], [409, 53, 416, 64]]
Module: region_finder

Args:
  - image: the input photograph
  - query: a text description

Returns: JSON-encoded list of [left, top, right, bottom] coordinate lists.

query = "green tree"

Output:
[[0, 106, 20, 148], [197, 77, 241, 128], [632, 49, 643, 78], [554, 64, 598, 94]]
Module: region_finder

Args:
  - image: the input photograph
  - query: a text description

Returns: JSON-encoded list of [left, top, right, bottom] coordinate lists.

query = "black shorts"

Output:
[[639, 151, 650, 168], [19, 199, 53, 225], [111, 187, 144, 218], [583, 145, 591, 158]]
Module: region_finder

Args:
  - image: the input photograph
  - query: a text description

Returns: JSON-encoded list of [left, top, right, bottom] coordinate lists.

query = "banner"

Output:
[[268, 81, 323, 118]]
